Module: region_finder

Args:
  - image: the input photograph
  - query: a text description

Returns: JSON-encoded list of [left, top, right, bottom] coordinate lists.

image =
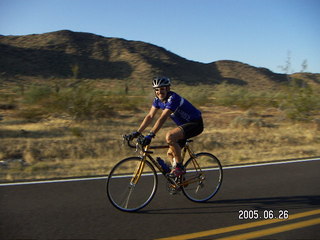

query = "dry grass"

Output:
[[1, 82, 320, 182], [1, 106, 320, 182]]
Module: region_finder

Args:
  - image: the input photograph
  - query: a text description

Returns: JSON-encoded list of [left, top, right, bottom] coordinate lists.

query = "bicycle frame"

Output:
[[107, 136, 223, 211], [128, 139, 204, 189]]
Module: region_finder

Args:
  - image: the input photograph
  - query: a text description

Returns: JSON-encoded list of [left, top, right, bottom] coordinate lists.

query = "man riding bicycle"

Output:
[[127, 77, 204, 177]]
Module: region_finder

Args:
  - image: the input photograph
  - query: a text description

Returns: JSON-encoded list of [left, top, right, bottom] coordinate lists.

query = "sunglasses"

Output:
[[154, 87, 167, 92]]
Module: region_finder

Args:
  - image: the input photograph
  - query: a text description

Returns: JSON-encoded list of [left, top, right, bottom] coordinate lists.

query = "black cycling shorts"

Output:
[[178, 118, 204, 147]]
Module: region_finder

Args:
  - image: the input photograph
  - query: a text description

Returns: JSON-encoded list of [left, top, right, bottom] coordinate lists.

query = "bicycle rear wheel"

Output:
[[182, 152, 223, 202], [106, 157, 158, 212]]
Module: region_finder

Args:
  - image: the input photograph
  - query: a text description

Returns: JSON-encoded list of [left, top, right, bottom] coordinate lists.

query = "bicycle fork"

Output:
[[130, 158, 146, 185], [121, 157, 146, 209]]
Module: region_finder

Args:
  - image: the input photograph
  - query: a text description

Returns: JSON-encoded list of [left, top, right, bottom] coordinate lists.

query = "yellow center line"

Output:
[[155, 209, 320, 240], [216, 218, 320, 240]]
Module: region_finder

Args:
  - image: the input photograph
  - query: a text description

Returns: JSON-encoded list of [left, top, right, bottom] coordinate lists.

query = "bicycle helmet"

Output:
[[152, 77, 171, 88]]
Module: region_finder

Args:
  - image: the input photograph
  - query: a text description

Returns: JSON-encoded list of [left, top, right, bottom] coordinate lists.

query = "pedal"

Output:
[[167, 184, 181, 195], [166, 180, 181, 195]]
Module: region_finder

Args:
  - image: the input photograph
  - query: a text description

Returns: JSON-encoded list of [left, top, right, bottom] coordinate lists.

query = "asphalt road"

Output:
[[1, 158, 319, 239]]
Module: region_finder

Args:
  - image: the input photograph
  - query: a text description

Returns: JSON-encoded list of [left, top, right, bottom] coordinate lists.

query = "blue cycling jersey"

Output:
[[152, 91, 202, 126]]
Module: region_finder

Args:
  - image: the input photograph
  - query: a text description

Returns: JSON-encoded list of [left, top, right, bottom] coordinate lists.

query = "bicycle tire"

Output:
[[182, 152, 223, 202], [106, 157, 158, 212]]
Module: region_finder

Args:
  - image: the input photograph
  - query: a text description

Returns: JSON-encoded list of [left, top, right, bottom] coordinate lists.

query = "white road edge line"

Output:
[[223, 157, 320, 170], [1, 157, 319, 187]]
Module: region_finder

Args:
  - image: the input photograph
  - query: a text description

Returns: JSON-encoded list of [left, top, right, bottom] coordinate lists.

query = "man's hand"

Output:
[[138, 132, 156, 146], [127, 131, 141, 140]]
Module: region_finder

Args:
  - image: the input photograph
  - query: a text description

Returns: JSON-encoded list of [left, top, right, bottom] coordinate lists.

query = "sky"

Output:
[[1, 0, 319, 73]]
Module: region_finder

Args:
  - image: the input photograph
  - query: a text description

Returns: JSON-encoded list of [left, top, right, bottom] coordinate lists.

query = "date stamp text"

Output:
[[239, 210, 289, 220]]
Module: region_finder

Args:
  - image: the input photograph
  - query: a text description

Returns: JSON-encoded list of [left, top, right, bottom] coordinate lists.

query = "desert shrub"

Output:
[[0, 92, 17, 110], [24, 85, 52, 104], [106, 95, 144, 111], [0, 103, 16, 110], [49, 83, 115, 120], [213, 84, 261, 109], [173, 84, 211, 107], [212, 83, 320, 118], [230, 116, 275, 128], [281, 84, 320, 121], [69, 127, 84, 137], [21, 82, 116, 120], [15, 107, 48, 122]]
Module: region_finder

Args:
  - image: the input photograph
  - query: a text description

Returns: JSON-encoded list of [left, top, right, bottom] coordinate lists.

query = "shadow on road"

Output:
[[141, 195, 320, 215]]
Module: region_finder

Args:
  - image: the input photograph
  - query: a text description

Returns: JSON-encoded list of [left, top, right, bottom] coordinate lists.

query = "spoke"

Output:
[[123, 183, 135, 208], [182, 152, 223, 202], [195, 185, 200, 193], [195, 181, 203, 193], [107, 157, 158, 212]]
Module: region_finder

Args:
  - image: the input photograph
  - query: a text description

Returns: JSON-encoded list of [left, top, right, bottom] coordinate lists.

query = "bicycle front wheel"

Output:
[[182, 152, 223, 202], [106, 157, 158, 212]]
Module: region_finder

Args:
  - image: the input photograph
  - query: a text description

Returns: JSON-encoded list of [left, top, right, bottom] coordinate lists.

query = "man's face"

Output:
[[154, 86, 169, 101]]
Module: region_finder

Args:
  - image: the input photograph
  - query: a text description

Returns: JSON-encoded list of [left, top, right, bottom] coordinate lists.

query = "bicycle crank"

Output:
[[166, 181, 181, 195]]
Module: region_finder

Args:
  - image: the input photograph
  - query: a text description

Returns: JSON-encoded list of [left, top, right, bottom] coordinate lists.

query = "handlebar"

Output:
[[122, 134, 169, 151], [123, 134, 138, 149]]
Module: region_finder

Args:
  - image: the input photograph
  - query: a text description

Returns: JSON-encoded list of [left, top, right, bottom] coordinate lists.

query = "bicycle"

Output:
[[106, 135, 223, 212]]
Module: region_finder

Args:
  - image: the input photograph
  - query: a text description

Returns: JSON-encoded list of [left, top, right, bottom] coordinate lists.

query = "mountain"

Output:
[[0, 30, 316, 88]]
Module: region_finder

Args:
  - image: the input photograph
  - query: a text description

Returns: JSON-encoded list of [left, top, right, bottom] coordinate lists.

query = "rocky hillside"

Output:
[[0, 30, 317, 88]]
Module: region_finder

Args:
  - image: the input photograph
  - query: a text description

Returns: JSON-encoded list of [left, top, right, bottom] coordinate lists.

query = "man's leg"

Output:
[[166, 127, 184, 164], [167, 148, 174, 165]]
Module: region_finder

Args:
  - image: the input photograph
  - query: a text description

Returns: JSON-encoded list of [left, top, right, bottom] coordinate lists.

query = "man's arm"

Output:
[[137, 106, 158, 133], [150, 108, 172, 135]]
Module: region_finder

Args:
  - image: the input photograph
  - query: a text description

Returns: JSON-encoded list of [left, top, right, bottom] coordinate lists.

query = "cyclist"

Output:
[[127, 77, 204, 177]]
